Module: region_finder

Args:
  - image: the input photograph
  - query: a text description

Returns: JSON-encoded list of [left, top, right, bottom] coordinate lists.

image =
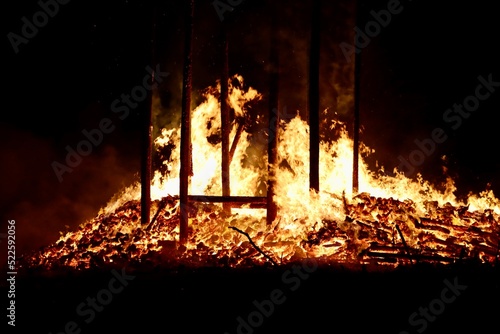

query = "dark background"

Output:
[[1, 0, 500, 271]]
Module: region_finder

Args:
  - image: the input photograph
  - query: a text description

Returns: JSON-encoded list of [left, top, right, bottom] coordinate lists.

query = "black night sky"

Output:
[[1, 1, 500, 333]]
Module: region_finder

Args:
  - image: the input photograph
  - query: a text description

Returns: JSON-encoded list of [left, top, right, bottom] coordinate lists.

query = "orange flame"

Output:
[[21, 75, 500, 270]]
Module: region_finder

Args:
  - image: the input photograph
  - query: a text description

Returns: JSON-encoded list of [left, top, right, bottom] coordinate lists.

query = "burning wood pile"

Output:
[[18, 190, 499, 271], [14, 76, 500, 272], [317, 192, 500, 265]]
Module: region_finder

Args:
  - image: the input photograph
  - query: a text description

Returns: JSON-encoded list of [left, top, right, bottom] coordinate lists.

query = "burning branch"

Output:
[[228, 226, 277, 266], [179, 0, 194, 244], [146, 197, 169, 231], [394, 222, 413, 265]]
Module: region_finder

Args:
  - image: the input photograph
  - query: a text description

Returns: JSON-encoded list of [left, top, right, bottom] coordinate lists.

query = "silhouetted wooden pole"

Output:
[[141, 3, 156, 226], [221, 24, 231, 214], [352, 0, 361, 194], [309, 0, 320, 192], [180, 0, 194, 244], [267, 6, 279, 226], [141, 93, 153, 226]]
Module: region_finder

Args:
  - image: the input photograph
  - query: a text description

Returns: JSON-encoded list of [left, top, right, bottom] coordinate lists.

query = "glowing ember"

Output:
[[19, 76, 500, 270]]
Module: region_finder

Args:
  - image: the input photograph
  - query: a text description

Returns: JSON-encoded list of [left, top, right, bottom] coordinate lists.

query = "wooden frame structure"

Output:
[[140, 0, 362, 245]]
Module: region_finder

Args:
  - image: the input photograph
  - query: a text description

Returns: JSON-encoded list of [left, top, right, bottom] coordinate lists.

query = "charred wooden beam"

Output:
[[354, 219, 372, 229], [420, 225, 451, 234], [141, 86, 153, 226], [365, 251, 455, 263], [267, 6, 280, 225], [221, 23, 231, 215], [365, 244, 405, 253], [309, 0, 320, 192], [141, 4, 157, 226], [352, 0, 362, 194], [363, 257, 398, 264], [189, 195, 267, 208], [179, 0, 194, 245], [470, 243, 500, 257]]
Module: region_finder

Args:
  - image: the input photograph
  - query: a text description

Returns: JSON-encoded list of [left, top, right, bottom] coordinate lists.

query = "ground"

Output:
[[3, 261, 499, 333]]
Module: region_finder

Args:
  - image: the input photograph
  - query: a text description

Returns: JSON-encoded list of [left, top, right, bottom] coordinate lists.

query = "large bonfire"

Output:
[[20, 76, 500, 270]]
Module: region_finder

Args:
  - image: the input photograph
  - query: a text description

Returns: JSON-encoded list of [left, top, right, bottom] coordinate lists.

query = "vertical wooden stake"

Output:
[[141, 4, 156, 226], [180, 0, 194, 245], [221, 24, 231, 215], [352, 0, 361, 195], [309, 0, 321, 193], [267, 6, 280, 226]]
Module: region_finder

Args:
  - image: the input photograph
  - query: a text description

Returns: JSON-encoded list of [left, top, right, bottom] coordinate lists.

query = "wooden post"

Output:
[[141, 4, 156, 226], [352, 0, 361, 195], [179, 0, 194, 245], [267, 5, 280, 226], [221, 24, 231, 215], [309, 0, 321, 193], [189, 195, 267, 208], [141, 92, 153, 226]]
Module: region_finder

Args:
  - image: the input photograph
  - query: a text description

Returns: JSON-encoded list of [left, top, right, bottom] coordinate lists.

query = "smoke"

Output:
[[0, 123, 139, 266], [227, 0, 356, 123]]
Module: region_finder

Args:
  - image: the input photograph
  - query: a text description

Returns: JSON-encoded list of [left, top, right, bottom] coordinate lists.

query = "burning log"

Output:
[[364, 251, 455, 264], [140, 4, 160, 227], [188, 195, 267, 208], [365, 244, 404, 254], [141, 93, 153, 226], [394, 222, 413, 264]]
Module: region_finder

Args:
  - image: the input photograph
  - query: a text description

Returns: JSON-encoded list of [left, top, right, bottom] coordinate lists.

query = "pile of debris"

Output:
[[17, 193, 500, 271], [304, 193, 500, 265]]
